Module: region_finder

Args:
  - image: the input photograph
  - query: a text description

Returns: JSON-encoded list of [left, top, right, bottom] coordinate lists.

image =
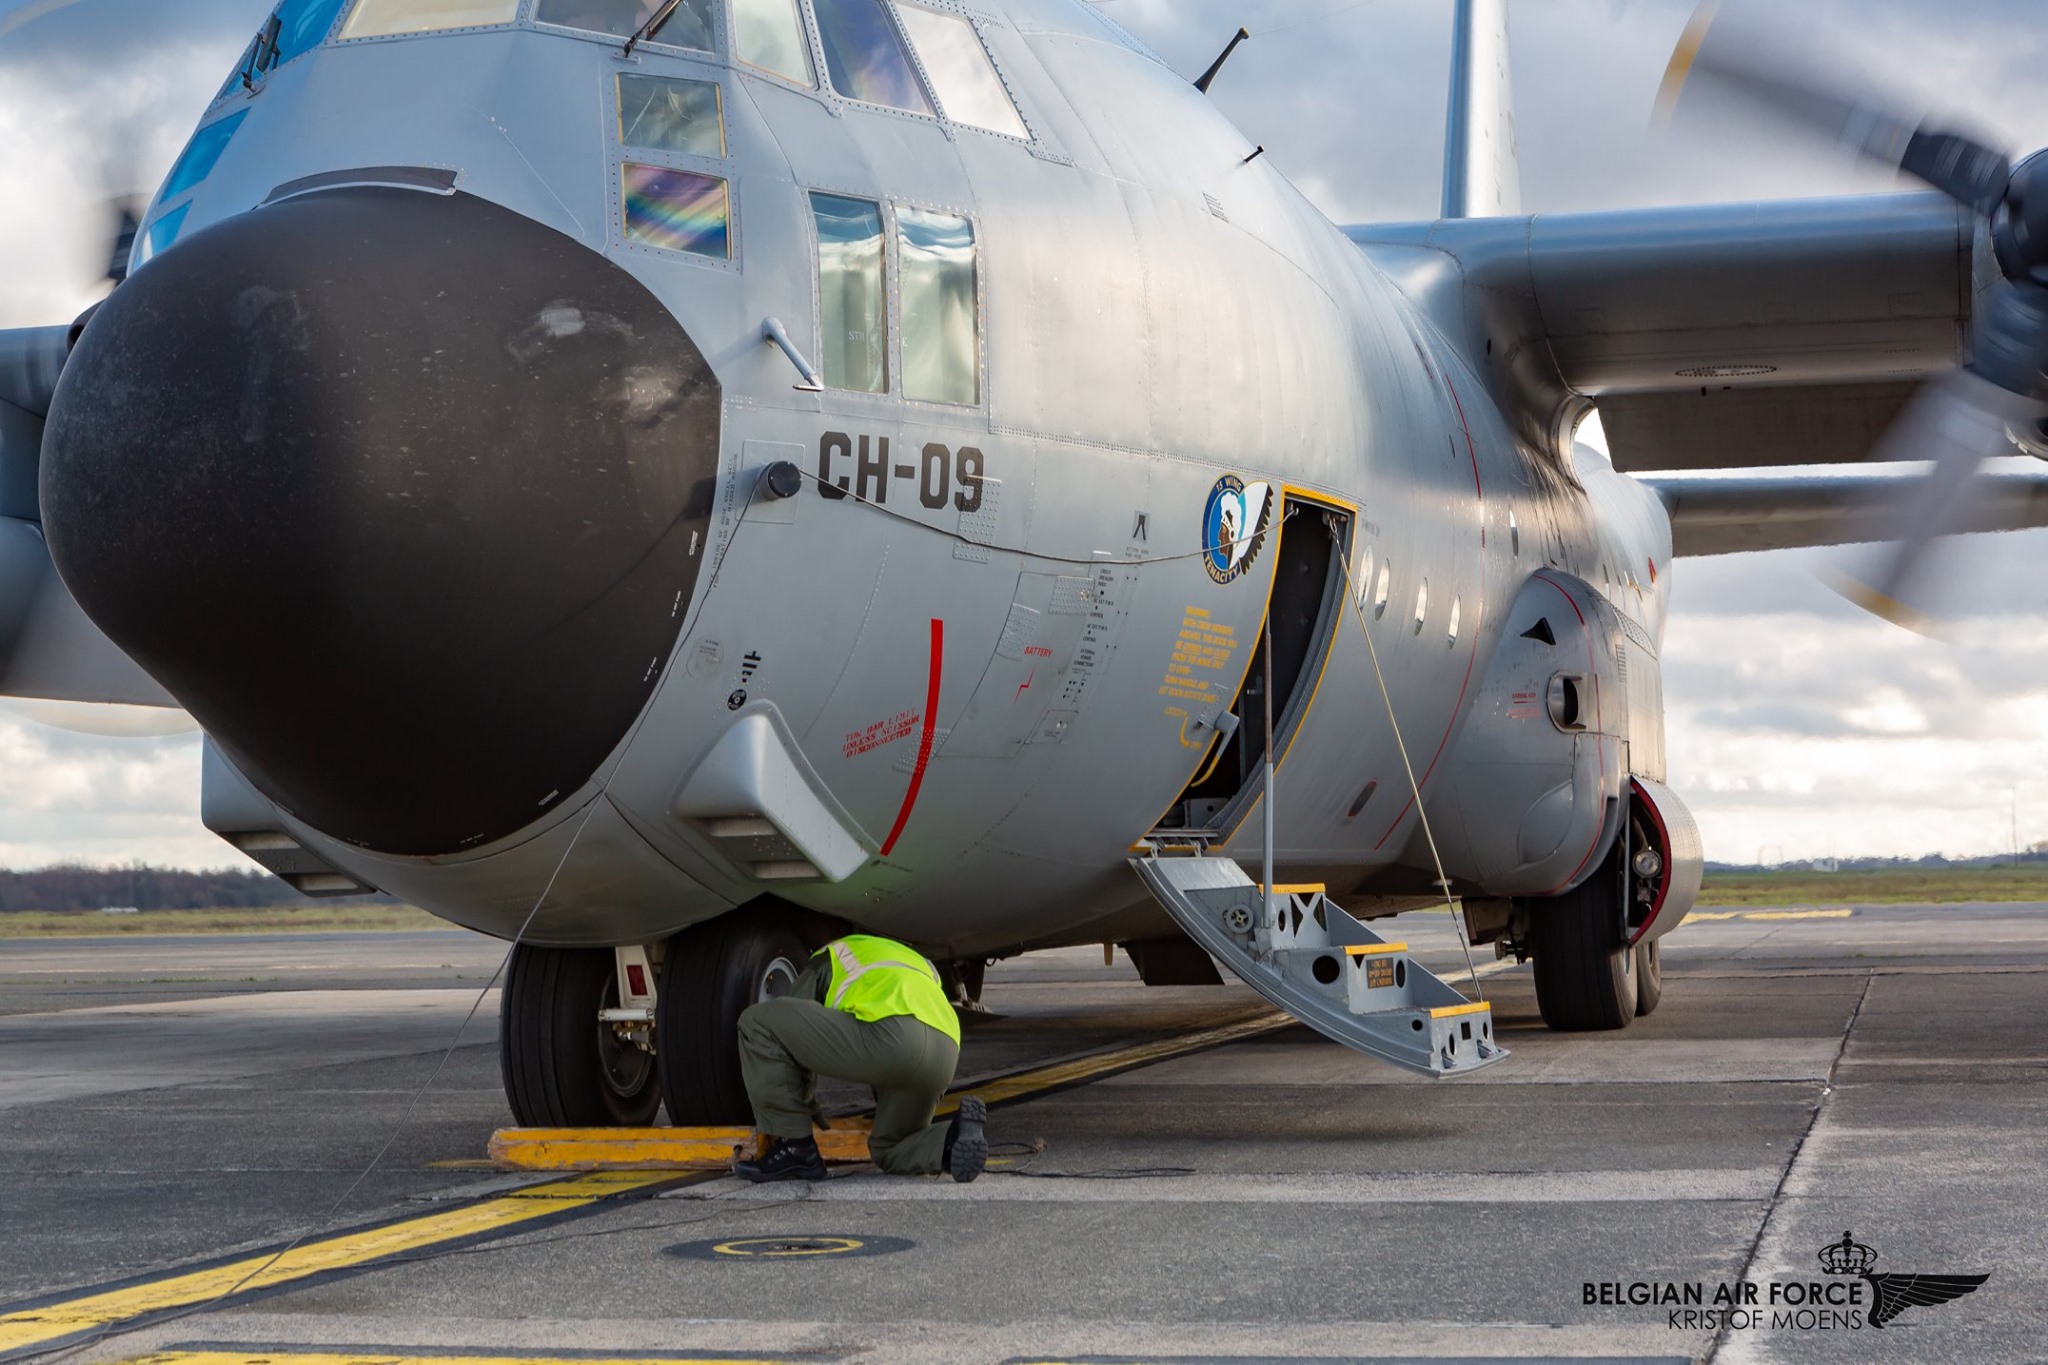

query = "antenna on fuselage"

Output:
[[1194, 27, 1251, 94], [1441, 0, 1522, 218]]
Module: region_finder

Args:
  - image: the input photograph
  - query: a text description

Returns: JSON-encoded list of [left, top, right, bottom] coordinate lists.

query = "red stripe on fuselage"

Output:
[[879, 618, 944, 857]]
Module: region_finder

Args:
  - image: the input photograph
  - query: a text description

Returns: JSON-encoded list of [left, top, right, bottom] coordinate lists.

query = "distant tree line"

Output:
[[0, 864, 306, 913]]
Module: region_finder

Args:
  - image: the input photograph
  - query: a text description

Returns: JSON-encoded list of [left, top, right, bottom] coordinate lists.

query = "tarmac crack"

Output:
[[1701, 969, 1873, 1365]]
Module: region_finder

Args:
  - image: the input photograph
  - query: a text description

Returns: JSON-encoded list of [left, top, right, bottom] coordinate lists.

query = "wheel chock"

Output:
[[488, 1120, 873, 1171]]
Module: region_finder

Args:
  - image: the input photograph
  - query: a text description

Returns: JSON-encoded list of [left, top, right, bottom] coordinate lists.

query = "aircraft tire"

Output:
[[1527, 867, 1637, 1031], [658, 911, 811, 1125], [1633, 938, 1663, 1016], [500, 943, 662, 1127]]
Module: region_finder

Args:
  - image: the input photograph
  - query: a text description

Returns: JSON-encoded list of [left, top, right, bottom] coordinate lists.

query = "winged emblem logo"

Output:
[[1818, 1231, 1989, 1328]]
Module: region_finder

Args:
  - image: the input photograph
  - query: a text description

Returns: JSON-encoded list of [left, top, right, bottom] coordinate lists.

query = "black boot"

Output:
[[733, 1135, 827, 1183], [941, 1095, 987, 1183]]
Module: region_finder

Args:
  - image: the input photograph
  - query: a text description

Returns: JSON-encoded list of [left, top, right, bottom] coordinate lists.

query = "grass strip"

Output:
[[0, 904, 447, 938]]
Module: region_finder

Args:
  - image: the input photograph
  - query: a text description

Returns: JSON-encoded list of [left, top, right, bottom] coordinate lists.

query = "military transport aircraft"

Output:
[[5, 0, 2047, 1124]]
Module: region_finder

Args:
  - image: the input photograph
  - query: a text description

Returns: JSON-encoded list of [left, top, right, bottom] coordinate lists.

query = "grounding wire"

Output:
[[780, 458, 1275, 568], [1330, 527, 1484, 999]]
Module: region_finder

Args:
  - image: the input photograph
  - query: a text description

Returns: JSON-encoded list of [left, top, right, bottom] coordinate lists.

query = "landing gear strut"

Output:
[[500, 944, 662, 1126], [658, 908, 813, 1125]]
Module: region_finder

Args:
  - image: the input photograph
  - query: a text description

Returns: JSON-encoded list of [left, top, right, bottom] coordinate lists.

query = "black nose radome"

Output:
[[42, 187, 720, 856]]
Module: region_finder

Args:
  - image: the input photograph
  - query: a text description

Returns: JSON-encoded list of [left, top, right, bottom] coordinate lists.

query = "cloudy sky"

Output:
[[4, 0, 2048, 869]]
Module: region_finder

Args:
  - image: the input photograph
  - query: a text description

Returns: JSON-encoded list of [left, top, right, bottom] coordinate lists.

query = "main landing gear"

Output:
[[498, 906, 822, 1128], [1521, 829, 1665, 1032], [500, 944, 662, 1126]]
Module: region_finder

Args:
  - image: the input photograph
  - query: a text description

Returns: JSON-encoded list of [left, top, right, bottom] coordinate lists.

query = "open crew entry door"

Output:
[[1151, 494, 1349, 842]]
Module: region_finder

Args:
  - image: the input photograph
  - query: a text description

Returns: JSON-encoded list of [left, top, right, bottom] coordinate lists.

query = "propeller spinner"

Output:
[[1660, 4, 2048, 630]]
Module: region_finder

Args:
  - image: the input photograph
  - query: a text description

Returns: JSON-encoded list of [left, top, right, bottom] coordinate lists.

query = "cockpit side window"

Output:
[[812, 0, 933, 115], [274, 0, 351, 65], [618, 74, 725, 157], [536, 0, 716, 49], [897, 206, 978, 404], [732, 0, 816, 86], [811, 193, 889, 394], [893, 5, 1025, 139], [623, 164, 731, 258], [339, 0, 519, 40]]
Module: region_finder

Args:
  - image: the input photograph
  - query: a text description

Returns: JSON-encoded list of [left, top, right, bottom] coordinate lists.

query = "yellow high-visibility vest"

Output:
[[819, 934, 961, 1045]]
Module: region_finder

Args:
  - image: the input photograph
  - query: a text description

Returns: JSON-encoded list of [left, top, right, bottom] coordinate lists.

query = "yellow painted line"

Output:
[[123, 1354, 778, 1365], [1343, 942, 1408, 957], [1739, 909, 1854, 920], [933, 1010, 1294, 1116], [1689, 908, 1855, 921], [1259, 883, 1327, 895], [1428, 1002, 1490, 1019], [0, 1172, 674, 1357]]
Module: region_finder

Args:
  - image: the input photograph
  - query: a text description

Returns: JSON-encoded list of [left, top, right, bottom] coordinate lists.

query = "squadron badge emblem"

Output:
[[1201, 474, 1274, 584]]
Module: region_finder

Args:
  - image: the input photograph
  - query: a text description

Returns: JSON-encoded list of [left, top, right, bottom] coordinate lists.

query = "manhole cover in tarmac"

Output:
[[665, 1234, 916, 1261]]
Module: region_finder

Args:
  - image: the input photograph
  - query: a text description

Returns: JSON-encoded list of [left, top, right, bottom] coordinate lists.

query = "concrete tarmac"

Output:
[[0, 904, 2042, 1364]]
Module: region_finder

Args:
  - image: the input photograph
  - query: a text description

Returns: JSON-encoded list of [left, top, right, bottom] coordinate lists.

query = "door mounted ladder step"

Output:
[[1130, 856, 1506, 1077]]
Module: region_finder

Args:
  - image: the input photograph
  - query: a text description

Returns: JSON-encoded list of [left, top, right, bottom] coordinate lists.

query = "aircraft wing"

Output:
[[1638, 459, 2048, 557], [1, 326, 174, 707], [1345, 191, 1977, 473], [1346, 191, 2048, 557]]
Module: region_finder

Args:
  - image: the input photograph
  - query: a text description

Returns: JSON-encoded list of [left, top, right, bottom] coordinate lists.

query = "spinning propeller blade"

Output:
[[1659, 3, 2048, 631]]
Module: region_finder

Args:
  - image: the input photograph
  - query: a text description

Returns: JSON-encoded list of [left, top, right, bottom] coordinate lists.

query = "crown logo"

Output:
[[1818, 1231, 1879, 1276]]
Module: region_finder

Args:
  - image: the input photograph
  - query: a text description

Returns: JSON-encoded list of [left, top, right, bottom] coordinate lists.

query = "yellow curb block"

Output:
[[487, 1121, 874, 1171]]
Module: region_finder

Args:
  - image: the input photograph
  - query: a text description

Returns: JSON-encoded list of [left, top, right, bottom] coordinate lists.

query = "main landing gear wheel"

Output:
[[500, 943, 662, 1127], [1633, 937, 1663, 1017], [658, 909, 811, 1125], [1527, 851, 1637, 1031]]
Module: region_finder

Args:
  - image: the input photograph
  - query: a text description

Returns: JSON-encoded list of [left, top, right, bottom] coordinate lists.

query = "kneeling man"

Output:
[[733, 933, 986, 1183]]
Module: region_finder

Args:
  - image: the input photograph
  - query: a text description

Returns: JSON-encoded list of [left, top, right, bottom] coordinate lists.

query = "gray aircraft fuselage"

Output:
[[39, 0, 1674, 956]]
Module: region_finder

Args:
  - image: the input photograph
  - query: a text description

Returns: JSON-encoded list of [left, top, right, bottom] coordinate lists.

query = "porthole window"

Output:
[[622, 163, 730, 258], [1413, 578, 1428, 635], [339, 0, 518, 39], [898, 207, 978, 404], [895, 4, 1027, 138], [733, 0, 814, 84], [1357, 550, 1374, 607], [617, 74, 725, 157], [813, 0, 934, 114], [537, 0, 714, 46], [1372, 561, 1391, 619], [1447, 595, 1461, 647], [811, 193, 888, 392], [1508, 508, 1519, 557]]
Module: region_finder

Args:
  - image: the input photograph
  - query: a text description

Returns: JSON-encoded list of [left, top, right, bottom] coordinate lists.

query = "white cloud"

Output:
[[0, 714, 245, 867]]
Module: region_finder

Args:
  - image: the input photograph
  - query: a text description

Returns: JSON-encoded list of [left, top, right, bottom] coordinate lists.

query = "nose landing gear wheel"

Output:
[[1526, 848, 1637, 1032], [658, 910, 812, 1125], [500, 944, 662, 1127]]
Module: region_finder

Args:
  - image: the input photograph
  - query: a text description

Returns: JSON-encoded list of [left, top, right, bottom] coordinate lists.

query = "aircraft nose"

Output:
[[40, 187, 720, 857]]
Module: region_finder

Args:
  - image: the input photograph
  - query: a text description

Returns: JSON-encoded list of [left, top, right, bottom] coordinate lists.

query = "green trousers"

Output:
[[737, 997, 960, 1174]]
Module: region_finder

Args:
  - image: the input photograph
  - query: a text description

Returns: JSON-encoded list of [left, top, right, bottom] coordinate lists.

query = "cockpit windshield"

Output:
[[813, 0, 932, 115], [536, 0, 716, 49]]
